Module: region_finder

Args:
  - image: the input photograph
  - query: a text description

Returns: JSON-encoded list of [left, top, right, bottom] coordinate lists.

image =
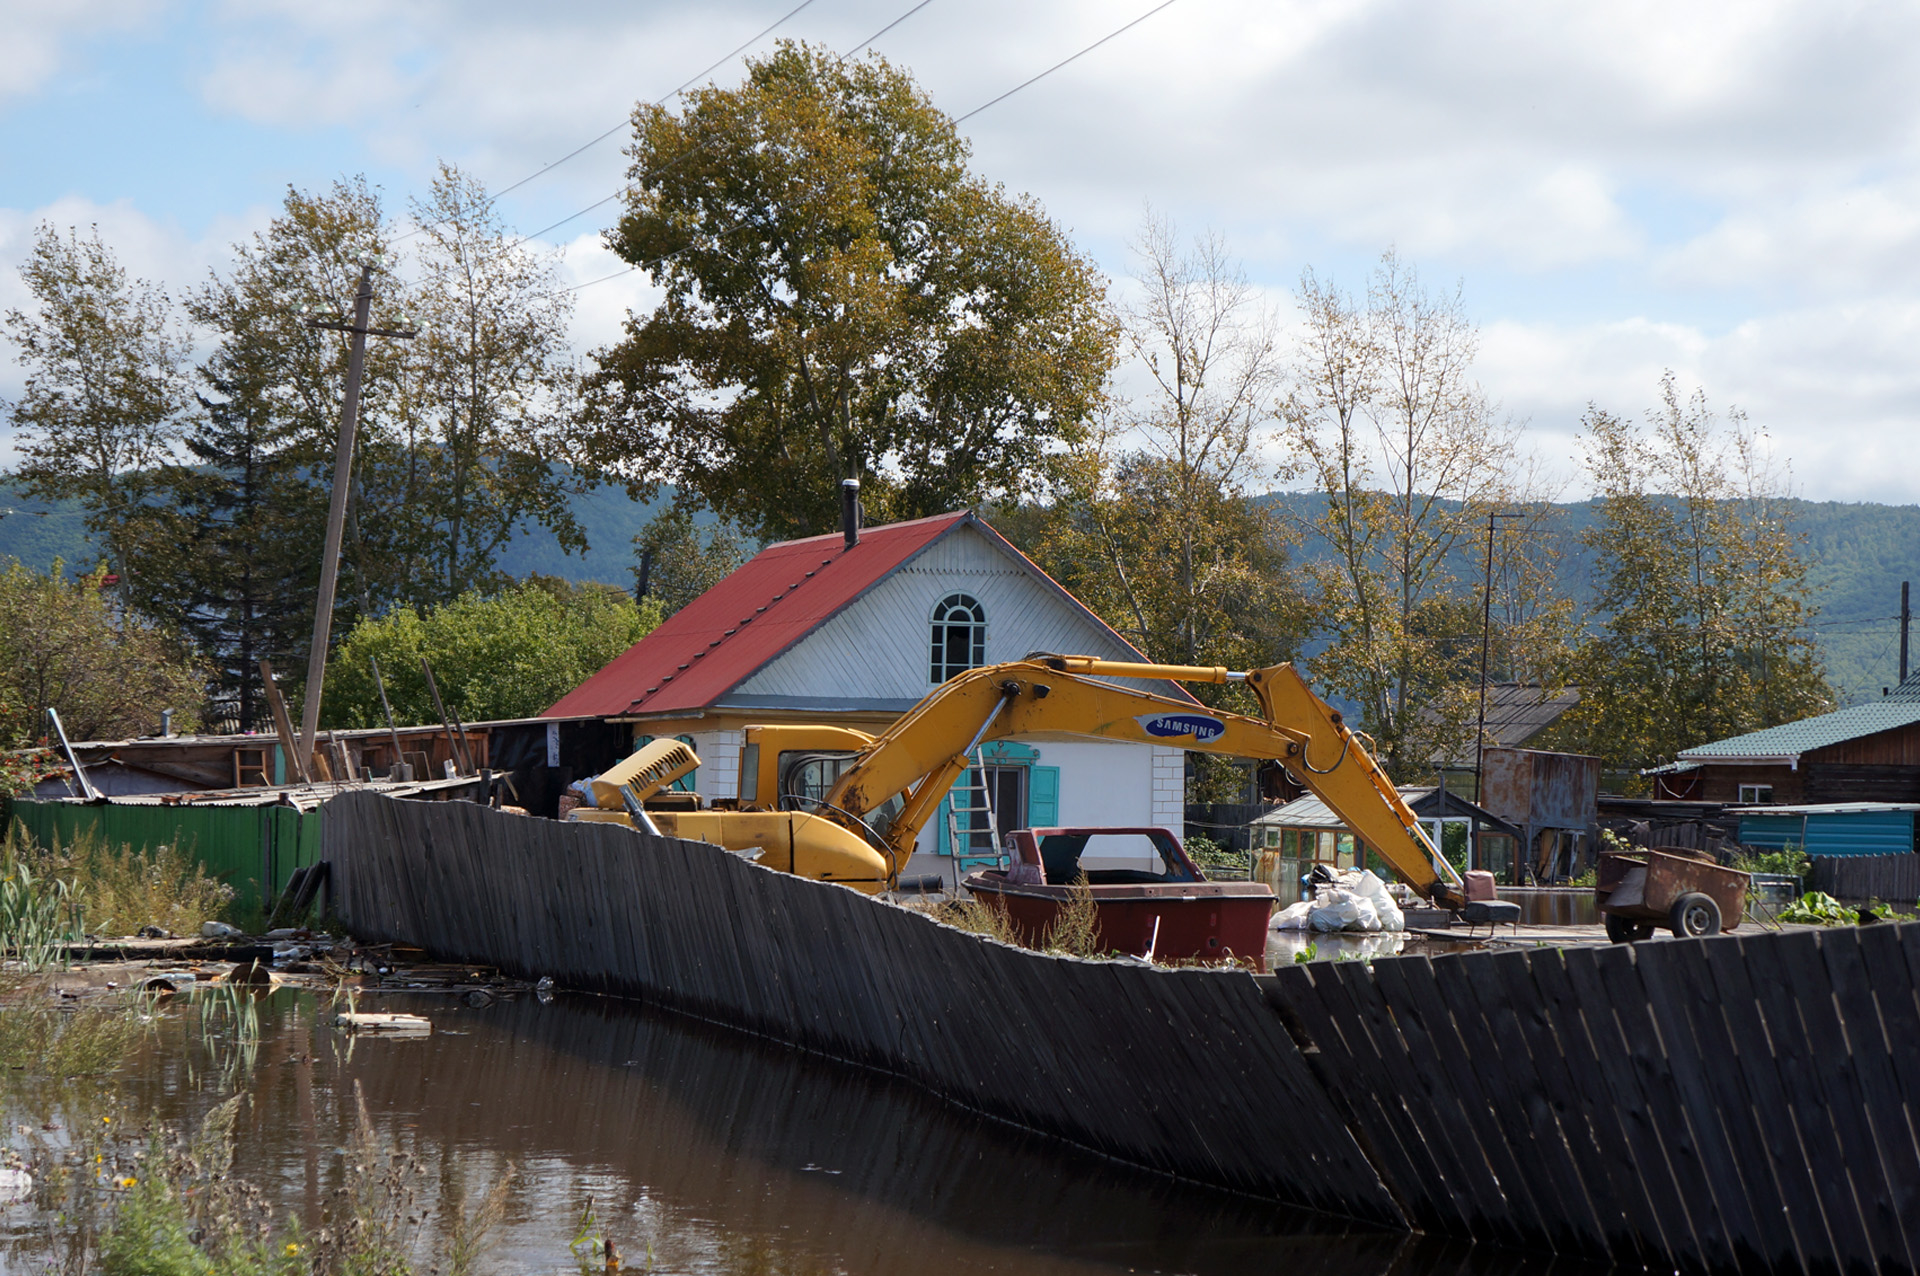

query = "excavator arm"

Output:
[[825, 655, 1465, 906]]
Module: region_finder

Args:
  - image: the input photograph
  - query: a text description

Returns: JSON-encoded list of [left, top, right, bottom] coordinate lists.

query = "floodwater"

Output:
[[5, 985, 1621, 1275]]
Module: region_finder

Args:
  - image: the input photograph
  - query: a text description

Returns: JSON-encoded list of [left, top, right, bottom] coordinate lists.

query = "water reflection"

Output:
[[11, 987, 1619, 1275]]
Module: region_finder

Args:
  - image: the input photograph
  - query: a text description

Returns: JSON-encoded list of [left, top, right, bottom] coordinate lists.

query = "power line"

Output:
[[396, 0, 822, 245], [564, 0, 1182, 297], [954, 0, 1180, 123]]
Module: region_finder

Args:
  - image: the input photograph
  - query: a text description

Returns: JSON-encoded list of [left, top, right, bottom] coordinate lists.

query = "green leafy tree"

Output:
[[395, 163, 586, 601], [0, 559, 206, 748], [321, 578, 661, 727], [1559, 375, 1832, 776], [2, 223, 188, 607], [633, 505, 748, 616], [579, 41, 1117, 542]]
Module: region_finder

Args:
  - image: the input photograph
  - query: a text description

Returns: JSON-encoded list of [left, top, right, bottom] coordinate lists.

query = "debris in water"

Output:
[[336, 1012, 432, 1034]]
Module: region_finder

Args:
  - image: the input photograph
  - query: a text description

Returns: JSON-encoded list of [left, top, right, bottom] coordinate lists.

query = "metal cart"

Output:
[[1595, 847, 1751, 942]]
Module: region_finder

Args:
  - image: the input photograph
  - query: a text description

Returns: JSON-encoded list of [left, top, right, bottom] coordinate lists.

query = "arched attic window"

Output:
[[930, 592, 986, 683]]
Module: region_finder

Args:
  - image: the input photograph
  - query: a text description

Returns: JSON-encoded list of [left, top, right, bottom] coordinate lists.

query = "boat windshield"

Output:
[[1037, 831, 1200, 886]]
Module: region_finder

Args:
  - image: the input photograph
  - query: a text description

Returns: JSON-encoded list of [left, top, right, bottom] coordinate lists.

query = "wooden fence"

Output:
[[1812, 853, 1920, 905], [325, 791, 1920, 1273]]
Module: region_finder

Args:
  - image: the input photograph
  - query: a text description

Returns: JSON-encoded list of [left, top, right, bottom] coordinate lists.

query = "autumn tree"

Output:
[[396, 163, 585, 601], [1558, 376, 1831, 775], [1281, 252, 1520, 772], [2, 224, 188, 607], [1031, 217, 1303, 677], [579, 42, 1117, 543]]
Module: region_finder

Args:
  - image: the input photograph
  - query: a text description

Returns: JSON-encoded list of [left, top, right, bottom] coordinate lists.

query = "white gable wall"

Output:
[[731, 524, 1147, 703]]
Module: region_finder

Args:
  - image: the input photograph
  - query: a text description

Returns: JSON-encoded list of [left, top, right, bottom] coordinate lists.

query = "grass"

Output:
[[1042, 876, 1103, 958], [4, 829, 235, 938]]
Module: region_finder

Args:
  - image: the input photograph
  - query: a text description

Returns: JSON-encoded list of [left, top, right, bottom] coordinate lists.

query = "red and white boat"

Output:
[[960, 827, 1276, 970]]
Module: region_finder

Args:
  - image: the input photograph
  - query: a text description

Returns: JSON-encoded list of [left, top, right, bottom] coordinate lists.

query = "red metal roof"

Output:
[[545, 512, 972, 719]]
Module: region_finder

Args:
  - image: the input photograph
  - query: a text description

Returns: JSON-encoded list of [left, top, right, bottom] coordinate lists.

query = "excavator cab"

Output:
[[738, 726, 905, 836]]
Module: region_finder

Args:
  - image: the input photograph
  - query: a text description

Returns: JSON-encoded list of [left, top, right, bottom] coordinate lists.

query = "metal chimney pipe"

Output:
[[841, 478, 861, 550]]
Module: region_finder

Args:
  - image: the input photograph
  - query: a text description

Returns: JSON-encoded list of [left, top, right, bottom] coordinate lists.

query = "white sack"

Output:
[[1270, 900, 1316, 931]]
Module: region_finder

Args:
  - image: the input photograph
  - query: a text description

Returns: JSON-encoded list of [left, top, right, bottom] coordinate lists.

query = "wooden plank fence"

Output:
[[325, 791, 1920, 1273], [1812, 853, 1920, 905]]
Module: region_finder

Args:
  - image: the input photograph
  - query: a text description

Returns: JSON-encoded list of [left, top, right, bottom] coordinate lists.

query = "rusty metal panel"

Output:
[[1481, 747, 1598, 830], [1481, 747, 1532, 824], [1530, 751, 1599, 829]]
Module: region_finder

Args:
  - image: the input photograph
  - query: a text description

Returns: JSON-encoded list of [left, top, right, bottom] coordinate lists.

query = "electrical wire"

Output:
[[563, 0, 1183, 296], [954, 0, 1180, 123], [409, 0, 947, 296], [395, 0, 822, 245]]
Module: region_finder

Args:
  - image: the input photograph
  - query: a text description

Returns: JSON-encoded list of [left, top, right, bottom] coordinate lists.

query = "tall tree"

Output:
[[579, 41, 1117, 542], [2, 224, 188, 607], [140, 382, 313, 732], [633, 505, 748, 617], [1281, 251, 1520, 771], [394, 163, 586, 602], [1029, 216, 1303, 676], [1560, 375, 1831, 775]]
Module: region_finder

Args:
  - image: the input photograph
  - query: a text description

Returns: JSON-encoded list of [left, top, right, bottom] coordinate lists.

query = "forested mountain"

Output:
[[6, 479, 1916, 705]]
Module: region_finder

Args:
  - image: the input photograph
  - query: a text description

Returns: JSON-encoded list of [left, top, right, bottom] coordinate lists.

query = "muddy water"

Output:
[[9, 987, 1619, 1275]]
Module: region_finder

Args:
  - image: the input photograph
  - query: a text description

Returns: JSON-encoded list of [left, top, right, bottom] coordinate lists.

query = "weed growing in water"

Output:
[[6, 829, 235, 938], [2, 843, 83, 969]]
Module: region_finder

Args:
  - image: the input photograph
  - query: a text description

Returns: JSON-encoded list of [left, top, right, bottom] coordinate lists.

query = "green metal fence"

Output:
[[6, 799, 322, 914]]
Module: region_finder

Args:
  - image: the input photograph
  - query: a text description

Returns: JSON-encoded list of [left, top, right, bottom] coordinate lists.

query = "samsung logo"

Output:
[[1135, 712, 1226, 744]]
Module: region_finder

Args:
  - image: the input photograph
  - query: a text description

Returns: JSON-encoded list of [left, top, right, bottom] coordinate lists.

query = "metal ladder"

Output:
[[946, 757, 1005, 877]]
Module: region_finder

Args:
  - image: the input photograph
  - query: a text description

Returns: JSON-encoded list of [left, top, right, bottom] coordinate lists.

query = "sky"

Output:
[[4, 0, 1920, 504]]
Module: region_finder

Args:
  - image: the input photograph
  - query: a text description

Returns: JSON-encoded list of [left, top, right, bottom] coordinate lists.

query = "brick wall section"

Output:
[[1151, 746, 1185, 829]]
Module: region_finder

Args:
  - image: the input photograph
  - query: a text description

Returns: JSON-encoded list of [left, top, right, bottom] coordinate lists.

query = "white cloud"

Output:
[[0, 0, 159, 101]]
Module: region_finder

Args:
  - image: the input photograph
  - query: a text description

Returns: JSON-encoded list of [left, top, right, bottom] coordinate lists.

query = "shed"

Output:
[[1481, 746, 1600, 882], [1733, 803, 1920, 858], [1248, 785, 1519, 903]]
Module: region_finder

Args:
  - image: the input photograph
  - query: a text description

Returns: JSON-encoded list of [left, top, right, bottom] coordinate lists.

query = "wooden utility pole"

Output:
[[297, 262, 416, 767], [1902, 580, 1911, 686]]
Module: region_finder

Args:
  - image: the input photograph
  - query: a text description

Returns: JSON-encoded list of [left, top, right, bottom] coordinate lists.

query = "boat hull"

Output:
[[961, 872, 1275, 970]]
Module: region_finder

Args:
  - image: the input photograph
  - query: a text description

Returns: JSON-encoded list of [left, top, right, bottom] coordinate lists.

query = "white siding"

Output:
[[900, 735, 1160, 884], [732, 524, 1148, 702]]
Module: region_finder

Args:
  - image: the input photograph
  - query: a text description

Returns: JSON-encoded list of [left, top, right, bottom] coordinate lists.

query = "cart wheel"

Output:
[[1604, 913, 1655, 943], [1669, 892, 1723, 938]]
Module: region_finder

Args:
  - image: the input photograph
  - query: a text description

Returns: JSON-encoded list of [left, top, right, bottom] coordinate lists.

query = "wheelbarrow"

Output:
[[1595, 847, 1751, 942]]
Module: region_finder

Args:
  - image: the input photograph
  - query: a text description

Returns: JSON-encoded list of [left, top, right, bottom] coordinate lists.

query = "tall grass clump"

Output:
[[2, 842, 83, 969], [1042, 875, 1104, 957], [12, 829, 234, 936]]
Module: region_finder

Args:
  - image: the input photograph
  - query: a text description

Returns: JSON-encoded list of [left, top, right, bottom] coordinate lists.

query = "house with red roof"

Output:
[[545, 510, 1192, 884]]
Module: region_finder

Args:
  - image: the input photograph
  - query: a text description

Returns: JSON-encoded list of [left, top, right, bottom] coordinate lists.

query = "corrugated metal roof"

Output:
[[544, 511, 1191, 720], [1431, 684, 1581, 768], [1676, 700, 1920, 762], [1727, 802, 1920, 815], [1252, 786, 1435, 829]]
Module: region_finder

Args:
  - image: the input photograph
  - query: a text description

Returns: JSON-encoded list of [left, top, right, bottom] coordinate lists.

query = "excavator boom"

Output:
[[824, 655, 1463, 904]]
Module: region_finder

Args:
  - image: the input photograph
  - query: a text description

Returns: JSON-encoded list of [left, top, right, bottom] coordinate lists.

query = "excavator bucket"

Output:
[[591, 737, 701, 810]]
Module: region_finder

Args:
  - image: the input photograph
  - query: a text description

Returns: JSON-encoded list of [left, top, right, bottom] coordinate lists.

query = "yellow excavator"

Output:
[[572, 654, 1465, 908]]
